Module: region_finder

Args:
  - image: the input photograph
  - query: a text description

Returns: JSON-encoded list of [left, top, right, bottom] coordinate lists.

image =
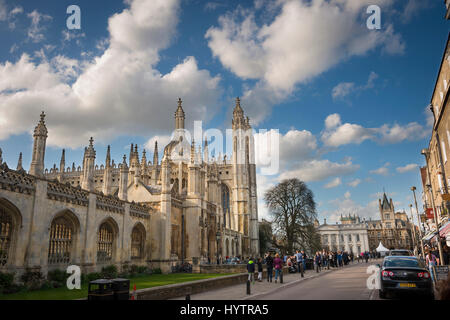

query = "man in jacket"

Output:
[[247, 257, 255, 284], [265, 252, 274, 282]]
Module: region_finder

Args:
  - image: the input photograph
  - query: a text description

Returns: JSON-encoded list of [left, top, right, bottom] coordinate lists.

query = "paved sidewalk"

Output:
[[172, 263, 368, 300]]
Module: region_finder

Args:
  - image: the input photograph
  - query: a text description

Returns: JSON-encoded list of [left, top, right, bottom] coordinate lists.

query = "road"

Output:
[[249, 260, 379, 300]]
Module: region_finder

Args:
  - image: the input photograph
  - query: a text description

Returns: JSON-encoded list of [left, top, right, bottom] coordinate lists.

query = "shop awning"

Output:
[[422, 232, 436, 242], [439, 221, 450, 238]]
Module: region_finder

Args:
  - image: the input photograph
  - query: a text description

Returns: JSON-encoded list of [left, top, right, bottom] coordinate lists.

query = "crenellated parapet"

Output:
[[0, 164, 35, 195], [47, 180, 89, 206]]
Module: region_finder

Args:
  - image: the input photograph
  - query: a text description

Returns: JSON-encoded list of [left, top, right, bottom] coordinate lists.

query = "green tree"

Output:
[[264, 178, 319, 254]]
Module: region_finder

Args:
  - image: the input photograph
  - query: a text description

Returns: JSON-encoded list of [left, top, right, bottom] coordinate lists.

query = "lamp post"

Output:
[[411, 186, 425, 259], [409, 204, 417, 255], [421, 148, 444, 264]]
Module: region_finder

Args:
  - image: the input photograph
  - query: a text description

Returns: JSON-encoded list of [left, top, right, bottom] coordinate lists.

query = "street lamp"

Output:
[[411, 186, 425, 259], [409, 204, 417, 255], [421, 148, 444, 264]]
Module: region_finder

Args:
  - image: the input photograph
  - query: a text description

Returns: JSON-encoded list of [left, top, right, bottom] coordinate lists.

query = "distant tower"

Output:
[[81, 137, 96, 192], [379, 192, 395, 227], [118, 155, 129, 201], [29, 111, 48, 177], [102, 146, 113, 195], [16, 152, 23, 171], [59, 149, 66, 173], [175, 98, 185, 130]]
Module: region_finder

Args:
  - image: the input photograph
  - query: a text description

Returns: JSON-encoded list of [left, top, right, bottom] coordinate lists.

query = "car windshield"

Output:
[[384, 258, 424, 268]]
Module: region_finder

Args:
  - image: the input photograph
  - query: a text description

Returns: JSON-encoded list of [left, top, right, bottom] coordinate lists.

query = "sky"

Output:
[[0, 0, 448, 225]]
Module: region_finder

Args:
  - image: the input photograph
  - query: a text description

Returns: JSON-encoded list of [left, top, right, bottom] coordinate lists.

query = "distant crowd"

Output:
[[244, 249, 381, 283]]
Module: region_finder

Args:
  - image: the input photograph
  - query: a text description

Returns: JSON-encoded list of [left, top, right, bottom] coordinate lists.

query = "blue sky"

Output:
[[0, 0, 448, 224]]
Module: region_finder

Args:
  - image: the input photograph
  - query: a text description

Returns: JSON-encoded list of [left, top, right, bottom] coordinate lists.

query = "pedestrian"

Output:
[[426, 250, 440, 283], [274, 253, 283, 283], [257, 257, 263, 282], [364, 251, 369, 263], [301, 250, 307, 272], [265, 252, 274, 282], [247, 257, 255, 284], [314, 251, 321, 273], [322, 249, 328, 270]]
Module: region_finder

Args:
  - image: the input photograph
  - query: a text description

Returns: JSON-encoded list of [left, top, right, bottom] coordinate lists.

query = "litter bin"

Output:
[[88, 279, 114, 301], [112, 278, 130, 300]]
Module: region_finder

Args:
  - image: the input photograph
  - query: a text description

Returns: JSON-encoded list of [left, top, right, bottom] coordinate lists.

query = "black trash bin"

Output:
[[112, 278, 130, 300], [88, 279, 114, 301]]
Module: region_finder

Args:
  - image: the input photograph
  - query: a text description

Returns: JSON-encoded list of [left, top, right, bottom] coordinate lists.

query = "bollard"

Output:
[[280, 271, 283, 283], [186, 294, 190, 300], [246, 280, 251, 295]]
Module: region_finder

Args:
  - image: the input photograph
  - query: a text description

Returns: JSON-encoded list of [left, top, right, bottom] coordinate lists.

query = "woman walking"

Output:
[[257, 257, 263, 282], [273, 253, 283, 283], [265, 252, 274, 282], [426, 250, 440, 283]]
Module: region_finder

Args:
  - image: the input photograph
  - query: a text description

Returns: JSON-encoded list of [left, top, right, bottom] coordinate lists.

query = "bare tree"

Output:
[[264, 178, 319, 254]]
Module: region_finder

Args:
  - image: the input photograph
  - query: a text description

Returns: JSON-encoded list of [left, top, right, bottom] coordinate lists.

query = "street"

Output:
[[250, 261, 379, 300]]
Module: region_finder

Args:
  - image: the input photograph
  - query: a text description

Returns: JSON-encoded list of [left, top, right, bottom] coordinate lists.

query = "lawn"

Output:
[[0, 273, 233, 300]]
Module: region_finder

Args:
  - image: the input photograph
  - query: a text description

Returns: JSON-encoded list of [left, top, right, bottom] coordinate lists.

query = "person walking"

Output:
[[247, 257, 255, 284], [301, 250, 307, 272], [274, 253, 283, 283], [426, 250, 440, 283], [265, 252, 274, 282], [322, 250, 328, 270], [314, 252, 321, 273], [257, 257, 263, 282]]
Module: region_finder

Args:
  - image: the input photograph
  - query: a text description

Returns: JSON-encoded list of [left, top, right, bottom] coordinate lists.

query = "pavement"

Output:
[[173, 259, 382, 300]]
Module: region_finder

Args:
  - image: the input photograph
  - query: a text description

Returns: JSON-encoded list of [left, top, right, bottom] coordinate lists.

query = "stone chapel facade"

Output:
[[0, 98, 259, 275]]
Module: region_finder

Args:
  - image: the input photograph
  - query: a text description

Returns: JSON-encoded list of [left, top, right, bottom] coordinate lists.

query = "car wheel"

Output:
[[378, 289, 386, 299]]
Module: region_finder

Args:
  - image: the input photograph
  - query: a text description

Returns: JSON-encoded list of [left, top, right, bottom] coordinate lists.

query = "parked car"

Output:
[[388, 249, 412, 256], [377, 256, 434, 299]]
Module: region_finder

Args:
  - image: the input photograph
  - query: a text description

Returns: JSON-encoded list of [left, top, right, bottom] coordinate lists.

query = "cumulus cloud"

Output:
[[206, 0, 403, 123], [332, 71, 378, 100], [321, 113, 428, 147], [0, 0, 222, 149], [324, 177, 342, 189], [396, 163, 418, 173], [279, 158, 359, 182], [370, 163, 390, 176], [347, 178, 362, 187]]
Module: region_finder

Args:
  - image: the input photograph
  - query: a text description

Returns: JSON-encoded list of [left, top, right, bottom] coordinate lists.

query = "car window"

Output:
[[384, 258, 424, 268]]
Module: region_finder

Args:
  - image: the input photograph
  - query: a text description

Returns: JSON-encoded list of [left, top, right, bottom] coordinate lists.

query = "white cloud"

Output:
[[324, 177, 342, 189], [347, 178, 361, 187], [206, 0, 402, 123], [396, 163, 418, 173], [27, 10, 52, 42], [321, 113, 428, 147], [279, 159, 359, 182], [332, 71, 378, 100], [0, 0, 222, 149], [370, 163, 390, 176]]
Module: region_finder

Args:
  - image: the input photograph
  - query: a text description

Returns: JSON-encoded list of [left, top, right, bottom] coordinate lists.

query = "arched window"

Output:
[[222, 185, 230, 228], [48, 216, 74, 265], [97, 222, 115, 263], [131, 224, 145, 260], [0, 208, 12, 266]]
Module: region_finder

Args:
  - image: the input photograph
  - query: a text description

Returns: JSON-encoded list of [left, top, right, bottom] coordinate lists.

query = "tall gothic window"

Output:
[[97, 222, 114, 263], [222, 185, 230, 228], [0, 208, 12, 266], [48, 216, 73, 265], [131, 224, 145, 260]]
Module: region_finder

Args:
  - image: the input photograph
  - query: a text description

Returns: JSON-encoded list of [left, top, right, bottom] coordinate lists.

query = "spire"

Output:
[[118, 155, 129, 201], [141, 149, 147, 168], [72, 162, 76, 172], [29, 111, 48, 177], [17, 152, 23, 171], [190, 138, 195, 164], [0, 148, 3, 165], [59, 149, 65, 173], [129, 143, 134, 164], [232, 97, 246, 130], [153, 141, 159, 166], [106, 145, 111, 168], [204, 136, 209, 164], [175, 98, 185, 130]]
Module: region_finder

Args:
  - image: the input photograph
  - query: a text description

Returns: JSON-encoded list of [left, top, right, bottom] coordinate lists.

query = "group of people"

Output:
[[246, 248, 379, 282]]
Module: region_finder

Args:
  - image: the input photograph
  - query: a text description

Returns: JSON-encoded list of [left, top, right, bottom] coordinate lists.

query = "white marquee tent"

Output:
[[376, 242, 389, 256]]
